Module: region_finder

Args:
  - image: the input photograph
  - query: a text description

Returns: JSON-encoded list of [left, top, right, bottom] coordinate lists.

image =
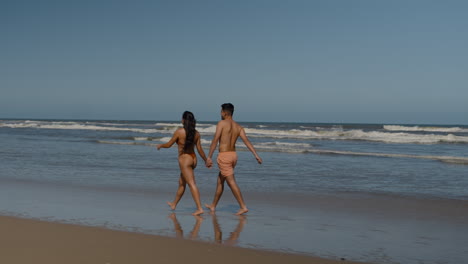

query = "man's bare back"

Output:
[[209, 117, 262, 164], [217, 119, 242, 152]]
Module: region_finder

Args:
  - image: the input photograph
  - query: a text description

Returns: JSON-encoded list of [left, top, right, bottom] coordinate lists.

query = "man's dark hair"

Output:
[[221, 103, 234, 116]]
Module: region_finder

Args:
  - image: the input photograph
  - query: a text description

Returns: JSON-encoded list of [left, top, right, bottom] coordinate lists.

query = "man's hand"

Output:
[[255, 155, 262, 164], [205, 157, 213, 168]]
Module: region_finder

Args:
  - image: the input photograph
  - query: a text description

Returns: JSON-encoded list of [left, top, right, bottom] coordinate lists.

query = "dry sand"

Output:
[[0, 215, 367, 264]]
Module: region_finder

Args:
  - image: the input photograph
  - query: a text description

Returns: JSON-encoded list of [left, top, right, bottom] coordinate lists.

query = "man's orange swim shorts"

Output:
[[217, 151, 238, 177]]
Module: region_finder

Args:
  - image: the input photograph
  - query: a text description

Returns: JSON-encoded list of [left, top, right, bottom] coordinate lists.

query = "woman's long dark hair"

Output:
[[182, 111, 196, 153]]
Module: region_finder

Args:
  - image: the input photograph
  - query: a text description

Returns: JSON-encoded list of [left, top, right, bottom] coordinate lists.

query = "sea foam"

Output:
[[3, 120, 468, 145], [245, 127, 468, 144], [384, 125, 468, 133], [0, 120, 172, 134]]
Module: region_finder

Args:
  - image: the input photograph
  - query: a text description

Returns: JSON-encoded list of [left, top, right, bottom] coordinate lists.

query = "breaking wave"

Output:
[[0, 120, 174, 134], [2, 120, 468, 145], [307, 149, 468, 165], [245, 128, 468, 144], [94, 138, 468, 165], [384, 125, 468, 133]]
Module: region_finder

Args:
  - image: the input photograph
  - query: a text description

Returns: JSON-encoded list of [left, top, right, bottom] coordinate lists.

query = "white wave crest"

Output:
[[245, 128, 317, 138], [0, 121, 173, 134], [158, 137, 173, 142], [245, 128, 468, 144], [97, 140, 156, 147], [254, 142, 312, 153], [155, 137, 212, 145], [0, 120, 217, 134], [3, 120, 468, 145], [155, 122, 181, 127], [340, 130, 468, 144], [197, 125, 217, 134], [94, 139, 468, 165], [200, 138, 212, 144], [133, 137, 153, 141], [155, 123, 215, 133], [308, 149, 468, 165], [384, 125, 468, 133]]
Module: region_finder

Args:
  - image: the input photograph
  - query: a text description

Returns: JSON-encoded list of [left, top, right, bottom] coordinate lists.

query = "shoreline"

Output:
[[1, 178, 468, 264], [0, 215, 366, 264]]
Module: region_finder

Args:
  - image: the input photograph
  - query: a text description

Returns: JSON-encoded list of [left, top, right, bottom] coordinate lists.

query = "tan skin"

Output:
[[205, 109, 262, 215], [157, 120, 208, 216]]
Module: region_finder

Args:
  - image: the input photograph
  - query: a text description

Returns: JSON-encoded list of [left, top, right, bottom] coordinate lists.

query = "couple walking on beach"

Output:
[[157, 103, 263, 216]]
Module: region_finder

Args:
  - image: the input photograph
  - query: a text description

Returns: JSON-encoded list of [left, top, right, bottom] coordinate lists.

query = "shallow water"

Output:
[[1, 119, 468, 263], [1, 180, 467, 264]]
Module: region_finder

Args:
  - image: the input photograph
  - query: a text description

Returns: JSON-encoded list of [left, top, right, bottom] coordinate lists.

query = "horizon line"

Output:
[[1, 117, 467, 126]]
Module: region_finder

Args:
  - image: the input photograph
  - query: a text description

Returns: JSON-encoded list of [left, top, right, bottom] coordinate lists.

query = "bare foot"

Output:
[[235, 208, 249, 215], [167, 201, 176, 210], [192, 209, 204, 216], [205, 203, 216, 212]]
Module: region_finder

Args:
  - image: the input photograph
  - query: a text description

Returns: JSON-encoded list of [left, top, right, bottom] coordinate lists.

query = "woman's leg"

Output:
[[180, 155, 204, 215], [167, 174, 186, 210]]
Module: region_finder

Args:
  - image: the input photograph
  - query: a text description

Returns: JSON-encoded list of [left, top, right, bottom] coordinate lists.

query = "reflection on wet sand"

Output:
[[168, 213, 203, 240], [211, 213, 246, 246], [167, 212, 246, 245]]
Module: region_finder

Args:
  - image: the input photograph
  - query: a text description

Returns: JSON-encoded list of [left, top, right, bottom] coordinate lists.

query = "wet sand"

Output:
[[2, 178, 468, 263], [0, 215, 366, 264]]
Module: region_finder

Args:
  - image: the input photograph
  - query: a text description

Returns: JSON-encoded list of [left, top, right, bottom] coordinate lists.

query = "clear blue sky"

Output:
[[2, 0, 467, 124]]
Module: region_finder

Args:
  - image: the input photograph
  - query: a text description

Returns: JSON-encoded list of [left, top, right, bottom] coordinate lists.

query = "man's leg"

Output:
[[205, 172, 225, 212], [225, 175, 249, 215]]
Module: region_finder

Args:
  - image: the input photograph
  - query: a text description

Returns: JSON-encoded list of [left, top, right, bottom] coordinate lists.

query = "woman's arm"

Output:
[[157, 129, 180, 150], [195, 132, 208, 162]]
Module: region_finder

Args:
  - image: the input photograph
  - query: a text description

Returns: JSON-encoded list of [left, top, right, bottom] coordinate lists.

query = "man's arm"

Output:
[[206, 121, 223, 167], [208, 121, 223, 158], [240, 128, 262, 164], [157, 129, 180, 150]]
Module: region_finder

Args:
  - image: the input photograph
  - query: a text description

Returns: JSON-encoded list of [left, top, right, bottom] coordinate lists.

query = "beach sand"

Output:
[[0, 215, 366, 264]]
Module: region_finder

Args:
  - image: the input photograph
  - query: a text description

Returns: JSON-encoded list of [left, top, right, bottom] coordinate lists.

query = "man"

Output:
[[205, 103, 262, 215]]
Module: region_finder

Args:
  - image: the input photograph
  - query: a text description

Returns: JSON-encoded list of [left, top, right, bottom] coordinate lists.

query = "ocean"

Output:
[[1, 119, 467, 264]]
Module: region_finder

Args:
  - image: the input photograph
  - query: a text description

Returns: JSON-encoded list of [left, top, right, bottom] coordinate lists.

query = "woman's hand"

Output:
[[205, 157, 213, 168]]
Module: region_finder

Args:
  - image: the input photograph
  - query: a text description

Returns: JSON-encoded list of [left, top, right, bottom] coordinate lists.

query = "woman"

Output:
[[157, 111, 207, 216]]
